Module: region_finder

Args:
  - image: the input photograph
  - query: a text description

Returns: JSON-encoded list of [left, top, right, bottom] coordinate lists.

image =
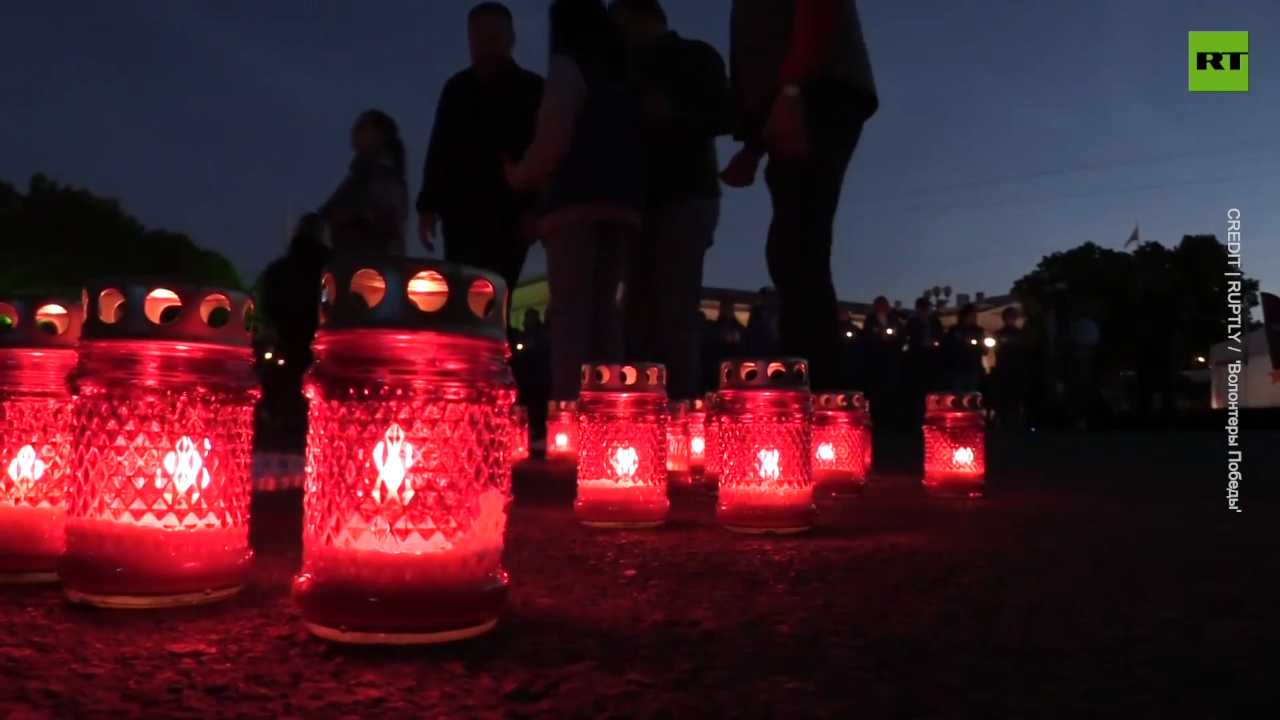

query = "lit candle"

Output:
[[715, 359, 815, 534], [811, 391, 872, 498], [60, 281, 257, 608], [510, 405, 529, 463], [666, 400, 692, 489], [295, 259, 514, 644], [575, 363, 669, 528], [0, 297, 79, 584], [922, 392, 986, 498], [686, 397, 708, 483], [703, 392, 720, 492], [545, 400, 578, 462]]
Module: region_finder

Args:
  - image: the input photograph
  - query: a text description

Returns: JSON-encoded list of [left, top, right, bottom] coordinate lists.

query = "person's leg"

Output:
[[588, 222, 633, 366], [641, 199, 717, 400], [764, 86, 862, 391], [543, 220, 600, 401], [622, 214, 661, 362]]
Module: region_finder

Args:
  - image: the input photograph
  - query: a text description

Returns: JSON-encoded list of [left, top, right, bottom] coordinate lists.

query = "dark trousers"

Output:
[[764, 85, 865, 392], [442, 207, 529, 300]]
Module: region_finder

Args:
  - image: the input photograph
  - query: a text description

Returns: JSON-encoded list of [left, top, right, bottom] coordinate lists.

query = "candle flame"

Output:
[[757, 448, 780, 481], [160, 437, 211, 496], [554, 432, 569, 449], [6, 445, 45, 494], [953, 446, 975, 466], [690, 436, 705, 456], [815, 443, 835, 462], [611, 445, 638, 480], [372, 424, 414, 503]]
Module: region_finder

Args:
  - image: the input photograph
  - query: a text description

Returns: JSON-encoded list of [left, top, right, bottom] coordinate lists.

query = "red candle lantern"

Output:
[[294, 258, 514, 644], [575, 363, 670, 528], [510, 405, 529, 463], [703, 392, 720, 492], [665, 400, 691, 489], [811, 391, 871, 498], [61, 280, 257, 607], [545, 400, 578, 461], [922, 392, 985, 498], [686, 397, 708, 482], [715, 359, 814, 534], [0, 297, 81, 583]]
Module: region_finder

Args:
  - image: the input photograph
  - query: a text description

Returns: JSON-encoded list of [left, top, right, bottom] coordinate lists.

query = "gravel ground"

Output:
[[1, 431, 1273, 718]]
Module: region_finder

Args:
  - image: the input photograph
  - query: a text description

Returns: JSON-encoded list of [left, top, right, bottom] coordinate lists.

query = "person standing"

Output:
[[504, 0, 645, 402], [720, 0, 878, 392], [943, 303, 988, 393], [860, 296, 903, 428], [417, 2, 545, 297], [992, 306, 1029, 431], [609, 0, 730, 401], [320, 110, 409, 257], [904, 296, 944, 422]]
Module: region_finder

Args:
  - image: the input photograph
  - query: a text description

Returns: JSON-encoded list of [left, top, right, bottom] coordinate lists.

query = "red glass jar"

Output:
[[715, 359, 814, 534], [510, 405, 529, 463], [575, 363, 670, 528], [0, 297, 81, 583], [687, 397, 708, 483], [545, 400, 578, 462], [703, 392, 720, 492], [61, 281, 257, 607], [811, 391, 871, 498], [922, 392, 985, 498], [295, 259, 514, 644], [665, 400, 691, 490]]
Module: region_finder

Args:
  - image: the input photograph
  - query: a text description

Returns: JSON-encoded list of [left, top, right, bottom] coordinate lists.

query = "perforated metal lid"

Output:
[[814, 391, 868, 412], [0, 295, 82, 349], [318, 255, 506, 341], [80, 277, 252, 347], [926, 392, 983, 412], [580, 362, 667, 393], [718, 358, 809, 391]]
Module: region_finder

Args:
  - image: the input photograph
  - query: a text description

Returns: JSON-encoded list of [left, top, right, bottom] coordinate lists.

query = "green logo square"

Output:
[[1189, 32, 1249, 92]]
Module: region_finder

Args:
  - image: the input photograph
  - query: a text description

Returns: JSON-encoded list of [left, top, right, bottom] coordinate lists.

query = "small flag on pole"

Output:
[[1124, 223, 1140, 248]]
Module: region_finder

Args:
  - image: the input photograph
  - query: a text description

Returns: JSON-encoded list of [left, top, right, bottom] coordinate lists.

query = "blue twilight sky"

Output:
[[1, 0, 1276, 305]]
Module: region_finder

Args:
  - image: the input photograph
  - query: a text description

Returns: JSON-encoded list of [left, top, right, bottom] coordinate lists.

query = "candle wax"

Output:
[[0, 504, 65, 576]]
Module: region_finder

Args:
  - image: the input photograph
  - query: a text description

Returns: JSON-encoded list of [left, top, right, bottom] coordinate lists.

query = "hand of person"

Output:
[[763, 92, 808, 160], [720, 148, 761, 188], [418, 212, 438, 252], [645, 91, 673, 123]]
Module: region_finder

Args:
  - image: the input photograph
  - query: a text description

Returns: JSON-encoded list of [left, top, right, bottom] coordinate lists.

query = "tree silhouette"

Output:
[[1012, 236, 1259, 370], [0, 174, 242, 296]]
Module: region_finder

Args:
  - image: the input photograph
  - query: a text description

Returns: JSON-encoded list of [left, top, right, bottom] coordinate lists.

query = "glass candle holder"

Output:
[[295, 258, 514, 644], [545, 400, 578, 462], [715, 359, 814, 534], [922, 392, 985, 498], [665, 400, 692, 490], [703, 392, 720, 492], [575, 363, 670, 528], [0, 297, 81, 583], [510, 405, 529, 463], [61, 280, 257, 607], [687, 397, 708, 483], [811, 391, 871, 498]]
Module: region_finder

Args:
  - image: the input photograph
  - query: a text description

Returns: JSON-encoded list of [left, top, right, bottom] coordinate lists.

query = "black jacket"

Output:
[[416, 62, 544, 218]]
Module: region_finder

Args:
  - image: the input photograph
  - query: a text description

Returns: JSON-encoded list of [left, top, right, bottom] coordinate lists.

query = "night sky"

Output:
[[2, 0, 1276, 305]]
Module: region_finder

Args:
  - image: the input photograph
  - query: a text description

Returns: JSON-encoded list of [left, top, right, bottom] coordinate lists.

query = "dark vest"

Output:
[[730, 0, 878, 119], [539, 59, 646, 218]]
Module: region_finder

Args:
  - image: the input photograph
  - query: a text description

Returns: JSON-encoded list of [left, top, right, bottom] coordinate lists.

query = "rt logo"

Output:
[[1189, 32, 1249, 92]]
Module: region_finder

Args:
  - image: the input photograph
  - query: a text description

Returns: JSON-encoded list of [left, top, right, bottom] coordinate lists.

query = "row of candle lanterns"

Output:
[[524, 360, 986, 534], [0, 257, 985, 647]]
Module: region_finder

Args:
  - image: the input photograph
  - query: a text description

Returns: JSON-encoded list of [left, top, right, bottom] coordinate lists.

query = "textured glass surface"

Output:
[[811, 411, 871, 494], [704, 406, 720, 483], [923, 412, 985, 495], [545, 409, 578, 459], [575, 393, 668, 525], [1, 384, 74, 575], [687, 409, 707, 472], [716, 390, 814, 530], [510, 406, 529, 462], [666, 409, 690, 485]]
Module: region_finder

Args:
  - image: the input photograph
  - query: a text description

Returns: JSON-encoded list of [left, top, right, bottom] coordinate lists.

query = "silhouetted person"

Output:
[[720, 0, 877, 391], [743, 286, 780, 355], [944, 303, 987, 393], [1068, 305, 1099, 430], [504, 0, 645, 402], [611, 0, 730, 401], [418, 2, 544, 297], [904, 296, 944, 421], [320, 110, 409, 256], [860, 295, 903, 427], [992, 306, 1029, 431]]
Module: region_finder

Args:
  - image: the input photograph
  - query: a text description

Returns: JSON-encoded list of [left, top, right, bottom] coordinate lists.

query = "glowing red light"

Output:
[[0, 297, 80, 583], [702, 392, 720, 492], [60, 282, 257, 607], [575, 363, 670, 528], [922, 392, 985, 498], [545, 400, 578, 461], [715, 359, 815, 533], [510, 405, 529, 463], [666, 400, 692, 489], [811, 391, 871, 498], [294, 260, 513, 644], [686, 397, 708, 484]]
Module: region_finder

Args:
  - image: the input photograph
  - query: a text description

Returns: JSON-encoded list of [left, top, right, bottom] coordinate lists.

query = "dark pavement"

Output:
[[1, 430, 1273, 718]]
